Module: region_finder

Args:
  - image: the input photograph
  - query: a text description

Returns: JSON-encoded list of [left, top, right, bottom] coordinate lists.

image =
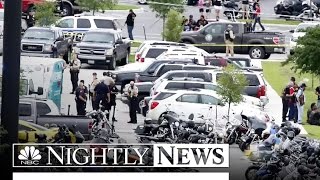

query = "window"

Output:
[[204, 24, 224, 34], [183, 66, 216, 70], [176, 94, 199, 103], [19, 103, 32, 116], [82, 32, 115, 43], [58, 30, 64, 39], [19, 124, 34, 131], [23, 29, 55, 40], [57, 18, 74, 28], [154, 92, 176, 100], [246, 74, 261, 86], [94, 19, 115, 29], [200, 95, 220, 105], [165, 83, 185, 90], [77, 19, 91, 28], [145, 48, 168, 58], [204, 84, 218, 91], [229, 24, 239, 34], [187, 73, 212, 82], [36, 102, 52, 115], [167, 72, 185, 79], [158, 65, 183, 76], [147, 62, 162, 74]]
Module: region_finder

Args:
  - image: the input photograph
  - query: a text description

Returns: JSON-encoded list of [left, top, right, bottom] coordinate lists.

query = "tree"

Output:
[[216, 65, 248, 121], [148, 0, 184, 40], [35, 1, 58, 26], [76, 0, 118, 15], [282, 26, 320, 75], [163, 10, 183, 42]]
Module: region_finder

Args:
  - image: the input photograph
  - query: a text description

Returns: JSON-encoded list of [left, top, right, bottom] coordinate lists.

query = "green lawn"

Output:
[[240, 19, 301, 26], [113, 4, 140, 10], [131, 41, 142, 48], [129, 54, 135, 63], [262, 61, 320, 139]]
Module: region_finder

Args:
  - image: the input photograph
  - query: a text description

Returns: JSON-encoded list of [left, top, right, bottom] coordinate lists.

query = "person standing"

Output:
[[188, 15, 197, 31], [296, 83, 307, 124], [198, 0, 205, 16], [242, 0, 250, 19], [26, 11, 35, 28], [69, 52, 81, 94], [205, 0, 212, 19], [93, 80, 110, 111], [281, 83, 291, 122], [213, 0, 222, 21], [224, 24, 235, 57], [109, 80, 119, 122], [288, 82, 298, 122], [75, 80, 88, 115], [89, 72, 99, 110], [125, 9, 136, 40], [315, 85, 320, 108], [252, 3, 265, 31], [127, 81, 138, 124]]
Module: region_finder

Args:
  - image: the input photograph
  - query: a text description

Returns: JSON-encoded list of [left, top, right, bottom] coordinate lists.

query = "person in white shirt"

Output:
[[89, 72, 99, 110], [296, 83, 307, 124], [102, 71, 114, 86]]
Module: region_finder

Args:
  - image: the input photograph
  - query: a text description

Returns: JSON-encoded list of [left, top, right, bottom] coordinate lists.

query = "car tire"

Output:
[[108, 55, 116, 70], [249, 46, 265, 59], [62, 3, 72, 16], [263, 53, 271, 59], [121, 51, 129, 66], [245, 165, 260, 180]]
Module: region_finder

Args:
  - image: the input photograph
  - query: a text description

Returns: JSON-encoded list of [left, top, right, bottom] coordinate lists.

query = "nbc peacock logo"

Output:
[[18, 146, 42, 165]]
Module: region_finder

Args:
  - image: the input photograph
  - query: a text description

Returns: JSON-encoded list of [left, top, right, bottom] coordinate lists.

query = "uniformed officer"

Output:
[[127, 81, 138, 124], [89, 72, 99, 110], [75, 80, 88, 115], [26, 11, 35, 28], [70, 52, 81, 94], [224, 24, 235, 57], [93, 80, 110, 111]]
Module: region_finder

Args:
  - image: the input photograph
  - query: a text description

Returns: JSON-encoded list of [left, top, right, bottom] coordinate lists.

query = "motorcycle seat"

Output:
[[145, 124, 159, 129]]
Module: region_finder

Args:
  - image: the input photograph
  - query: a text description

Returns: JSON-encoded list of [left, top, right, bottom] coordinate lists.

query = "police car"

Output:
[[55, 14, 123, 42]]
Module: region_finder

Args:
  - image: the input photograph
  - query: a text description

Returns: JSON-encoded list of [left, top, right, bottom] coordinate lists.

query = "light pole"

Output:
[[1, 0, 22, 171]]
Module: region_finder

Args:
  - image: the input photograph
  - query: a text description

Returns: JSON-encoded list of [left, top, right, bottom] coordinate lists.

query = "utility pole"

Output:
[[1, 0, 22, 172]]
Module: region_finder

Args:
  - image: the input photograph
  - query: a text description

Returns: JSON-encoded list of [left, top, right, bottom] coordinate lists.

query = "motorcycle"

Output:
[[225, 115, 250, 145]]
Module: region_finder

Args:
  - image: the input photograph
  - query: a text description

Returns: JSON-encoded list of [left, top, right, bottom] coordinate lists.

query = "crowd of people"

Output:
[[66, 52, 139, 123]]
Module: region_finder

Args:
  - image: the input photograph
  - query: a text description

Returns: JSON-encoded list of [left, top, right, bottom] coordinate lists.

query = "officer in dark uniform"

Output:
[[26, 11, 35, 28], [93, 80, 110, 112], [109, 80, 119, 122], [127, 81, 138, 124], [75, 80, 88, 115]]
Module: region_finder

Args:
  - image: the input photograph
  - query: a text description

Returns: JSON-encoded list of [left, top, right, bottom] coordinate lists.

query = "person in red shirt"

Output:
[[252, 4, 265, 32], [288, 78, 298, 122]]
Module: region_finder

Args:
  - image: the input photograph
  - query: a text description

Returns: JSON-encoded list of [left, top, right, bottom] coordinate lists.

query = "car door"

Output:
[[117, 33, 127, 58], [55, 30, 63, 56], [171, 94, 207, 120], [199, 94, 228, 125], [56, 17, 75, 39], [196, 23, 225, 53], [113, 33, 123, 59]]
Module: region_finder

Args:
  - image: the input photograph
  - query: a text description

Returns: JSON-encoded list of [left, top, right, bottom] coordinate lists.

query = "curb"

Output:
[[102, 8, 144, 13]]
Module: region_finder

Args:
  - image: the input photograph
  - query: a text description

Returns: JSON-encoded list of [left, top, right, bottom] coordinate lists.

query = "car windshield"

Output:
[[23, 29, 55, 40], [82, 32, 114, 43], [0, 11, 4, 21], [296, 24, 318, 32]]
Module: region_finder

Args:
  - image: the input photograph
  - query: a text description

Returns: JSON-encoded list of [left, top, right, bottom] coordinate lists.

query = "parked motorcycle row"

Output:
[[274, 0, 320, 20]]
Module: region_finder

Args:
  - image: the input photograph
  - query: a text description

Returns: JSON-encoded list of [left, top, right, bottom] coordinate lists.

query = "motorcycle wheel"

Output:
[[240, 142, 249, 151], [245, 165, 260, 180], [228, 133, 236, 145]]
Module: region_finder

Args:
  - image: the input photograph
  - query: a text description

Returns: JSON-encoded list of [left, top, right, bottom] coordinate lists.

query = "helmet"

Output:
[[297, 165, 310, 175], [287, 131, 295, 140], [282, 156, 290, 166], [197, 126, 205, 133], [269, 155, 280, 164], [293, 128, 301, 136]]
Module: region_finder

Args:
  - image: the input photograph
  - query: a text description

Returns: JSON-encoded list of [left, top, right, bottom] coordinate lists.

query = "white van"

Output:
[[0, 56, 65, 110]]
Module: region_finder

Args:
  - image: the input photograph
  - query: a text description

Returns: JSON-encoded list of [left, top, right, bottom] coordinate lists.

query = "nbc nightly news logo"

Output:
[[13, 144, 229, 168]]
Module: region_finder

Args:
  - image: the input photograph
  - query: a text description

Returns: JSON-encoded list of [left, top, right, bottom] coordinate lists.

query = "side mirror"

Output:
[[289, 30, 294, 33], [37, 87, 44, 95]]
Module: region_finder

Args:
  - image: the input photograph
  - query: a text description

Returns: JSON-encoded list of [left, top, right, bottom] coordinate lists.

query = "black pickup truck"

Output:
[[180, 21, 286, 59], [21, 27, 73, 63], [112, 59, 196, 93], [1, 98, 93, 140]]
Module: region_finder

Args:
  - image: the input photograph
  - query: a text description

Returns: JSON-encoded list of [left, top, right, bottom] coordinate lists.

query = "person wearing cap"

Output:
[[75, 80, 88, 115], [127, 81, 138, 124], [93, 79, 110, 111], [102, 72, 114, 86], [125, 9, 136, 40], [296, 83, 307, 124], [224, 24, 235, 57], [89, 72, 99, 110]]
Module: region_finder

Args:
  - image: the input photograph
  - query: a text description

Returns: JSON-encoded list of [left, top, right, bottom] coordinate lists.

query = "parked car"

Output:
[[112, 59, 196, 93], [274, 0, 320, 16], [289, 21, 320, 54], [134, 40, 192, 61], [0, 98, 93, 140], [73, 29, 131, 69], [146, 89, 269, 123], [180, 21, 286, 59], [55, 15, 122, 43], [21, 27, 73, 63]]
